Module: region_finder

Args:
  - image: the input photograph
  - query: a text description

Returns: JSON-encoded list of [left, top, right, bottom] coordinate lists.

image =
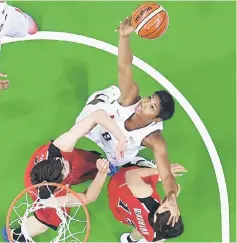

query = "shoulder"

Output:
[[118, 85, 141, 106], [142, 130, 166, 150], [48, 142, 62, 158], [51, 141, 73, 161], [118, 96, 141, 107]]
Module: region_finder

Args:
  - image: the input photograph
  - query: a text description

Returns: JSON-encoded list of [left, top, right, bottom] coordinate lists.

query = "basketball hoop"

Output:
[[6, 182, 90, 242]]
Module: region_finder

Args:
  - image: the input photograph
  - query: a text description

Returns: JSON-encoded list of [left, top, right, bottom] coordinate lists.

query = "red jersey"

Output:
[[25, 142, 77, 193], [24, 142, 100, 228], [108, 167, 160, 242]]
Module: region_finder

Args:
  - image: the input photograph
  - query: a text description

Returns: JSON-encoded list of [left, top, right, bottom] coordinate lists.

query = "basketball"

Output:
[[131, 3, 169, 40]]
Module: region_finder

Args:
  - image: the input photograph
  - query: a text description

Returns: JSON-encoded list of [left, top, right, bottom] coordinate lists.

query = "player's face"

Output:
[[135, 94, 161, 121]]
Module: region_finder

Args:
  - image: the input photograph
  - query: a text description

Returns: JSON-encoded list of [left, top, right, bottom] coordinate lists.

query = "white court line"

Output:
[[1, 31, 230, 243]]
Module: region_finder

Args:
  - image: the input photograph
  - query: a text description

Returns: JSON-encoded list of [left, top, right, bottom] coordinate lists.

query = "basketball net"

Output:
[[6, 183, 90, 242]]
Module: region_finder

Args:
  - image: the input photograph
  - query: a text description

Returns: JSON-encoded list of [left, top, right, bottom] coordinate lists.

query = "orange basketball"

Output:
[[131, 3, 169, 40]]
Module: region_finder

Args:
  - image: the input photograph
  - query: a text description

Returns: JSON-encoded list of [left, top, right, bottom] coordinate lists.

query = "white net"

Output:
[[7, 183, 90, 243]]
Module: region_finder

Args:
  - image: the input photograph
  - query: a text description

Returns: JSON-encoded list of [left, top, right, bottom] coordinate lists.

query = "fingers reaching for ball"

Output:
[[115, 16, 134, 36]]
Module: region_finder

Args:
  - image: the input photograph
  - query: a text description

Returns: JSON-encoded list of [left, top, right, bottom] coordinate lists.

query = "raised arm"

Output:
[[53, 109, 126, 158], [116, 17, 140, 106]]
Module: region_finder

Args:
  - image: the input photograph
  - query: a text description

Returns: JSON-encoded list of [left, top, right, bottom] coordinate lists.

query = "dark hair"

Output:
[[149, 207, 184, 241], [30, 158, 64, 199], [154, 90, 175, 121]]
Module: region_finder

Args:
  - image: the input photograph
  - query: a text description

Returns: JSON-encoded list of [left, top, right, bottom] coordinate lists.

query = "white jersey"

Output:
[[76, 96, 163, 166], [0, 2, 29, 38]]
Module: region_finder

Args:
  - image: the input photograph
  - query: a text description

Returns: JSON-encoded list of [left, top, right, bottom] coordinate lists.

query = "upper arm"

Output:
[[118, 64, 140, 105], [125, 170, 153, 198], [53, 112, 98, 152], [54, 108, 120, 153], [142, 132, 172, 180]]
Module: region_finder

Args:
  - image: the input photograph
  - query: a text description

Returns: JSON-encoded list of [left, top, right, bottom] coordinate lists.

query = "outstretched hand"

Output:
[[156, 193, 180, 227], [115, 16, 134, 36], [0, 73, 9, 90]]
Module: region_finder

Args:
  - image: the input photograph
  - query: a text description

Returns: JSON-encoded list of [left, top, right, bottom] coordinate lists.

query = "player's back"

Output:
[[108, 167, 160, 242]]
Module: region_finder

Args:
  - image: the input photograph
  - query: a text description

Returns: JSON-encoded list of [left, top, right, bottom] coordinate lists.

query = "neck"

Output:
[[127, 114, 152, 131]]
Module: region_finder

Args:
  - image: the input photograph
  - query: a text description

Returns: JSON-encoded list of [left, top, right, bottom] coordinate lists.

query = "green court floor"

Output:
[[0, 1, 236, 242]]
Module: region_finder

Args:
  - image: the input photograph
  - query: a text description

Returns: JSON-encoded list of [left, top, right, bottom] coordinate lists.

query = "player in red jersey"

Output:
[[3, 109, 127, 242], [108, 165, 186, 242]]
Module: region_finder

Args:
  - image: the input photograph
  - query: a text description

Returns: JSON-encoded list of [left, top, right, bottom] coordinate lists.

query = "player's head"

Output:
[[30, 158, 65, 199], [135, 91, 175, 122], [149, 209, 184, 241]]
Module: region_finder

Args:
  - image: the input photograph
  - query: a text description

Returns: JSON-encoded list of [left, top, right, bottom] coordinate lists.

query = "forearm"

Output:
[[94, 110, 126, 142], [161, 173, 178, 196], [153, 140, 177, 196], [43, 173, 107, 207], [154, 152, 178, 196], [118, 35, 133, 66], [84, 172, 107, 203]]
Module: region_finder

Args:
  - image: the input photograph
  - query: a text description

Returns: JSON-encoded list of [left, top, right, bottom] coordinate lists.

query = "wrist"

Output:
[[119, 33, 130, 38], [119, 135, 126, 142], [97, 170, 108, 176]]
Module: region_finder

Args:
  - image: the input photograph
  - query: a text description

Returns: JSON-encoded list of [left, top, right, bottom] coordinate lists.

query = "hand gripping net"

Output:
[[6, 183, 90, 242]]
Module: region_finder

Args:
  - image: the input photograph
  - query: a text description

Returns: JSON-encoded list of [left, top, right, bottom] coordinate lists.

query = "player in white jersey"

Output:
[[0, 1, 38, 39], [0, 1, 38, 90], [76, 17, 180, 226]]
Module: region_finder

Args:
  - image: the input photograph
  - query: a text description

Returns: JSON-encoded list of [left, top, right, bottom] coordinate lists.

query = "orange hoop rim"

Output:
[[6, 182, 90, 243]]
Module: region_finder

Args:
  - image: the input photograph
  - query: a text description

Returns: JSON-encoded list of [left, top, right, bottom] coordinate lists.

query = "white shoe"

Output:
[[120, 233, 131, 243], [130, 156, 157, 168], [86, 85, 121, 105], [120, 233, 147, 243]]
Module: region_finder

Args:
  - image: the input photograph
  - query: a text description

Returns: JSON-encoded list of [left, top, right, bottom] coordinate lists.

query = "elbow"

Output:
[[85, 196, 97, 205], [93, 109, 107, 122], [118, 63, 133, 72], [94, 109, 106, 116], [84, 192, 99, 205]]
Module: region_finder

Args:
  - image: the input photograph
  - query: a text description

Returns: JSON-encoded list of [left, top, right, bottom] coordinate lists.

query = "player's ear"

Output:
[[177, 184, 181, 197]]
